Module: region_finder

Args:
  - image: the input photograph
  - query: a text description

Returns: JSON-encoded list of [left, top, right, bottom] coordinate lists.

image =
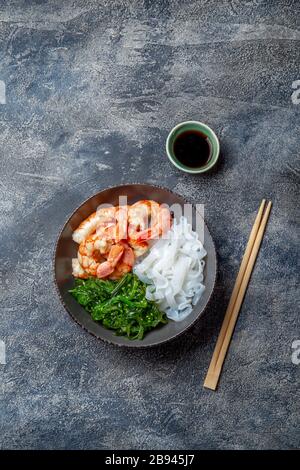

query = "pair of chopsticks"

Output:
[[204, 199, 272, 391]]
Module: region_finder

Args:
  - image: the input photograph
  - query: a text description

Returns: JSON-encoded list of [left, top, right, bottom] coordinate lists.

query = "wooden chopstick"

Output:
[[204, 200, 272, 390], [205, 200, 266, 372]]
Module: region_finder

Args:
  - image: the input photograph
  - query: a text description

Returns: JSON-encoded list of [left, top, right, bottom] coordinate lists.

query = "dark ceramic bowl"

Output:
[[54, 184, 217, 347]]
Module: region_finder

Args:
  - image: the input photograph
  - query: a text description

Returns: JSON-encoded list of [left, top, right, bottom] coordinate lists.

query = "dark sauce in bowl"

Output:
[[173, 130, 212, 168]]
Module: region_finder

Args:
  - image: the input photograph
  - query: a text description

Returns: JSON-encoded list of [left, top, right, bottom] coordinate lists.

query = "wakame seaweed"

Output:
[[69, 273, 167, 340]]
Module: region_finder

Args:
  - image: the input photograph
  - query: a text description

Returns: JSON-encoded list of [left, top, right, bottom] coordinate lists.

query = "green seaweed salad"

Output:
[[69, 273, 167, 340]]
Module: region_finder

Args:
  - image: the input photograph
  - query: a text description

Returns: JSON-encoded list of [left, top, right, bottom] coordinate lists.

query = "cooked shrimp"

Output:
[[109, 242, 135, 280], [96, 219, 117, 240], [72, 200, 172, 280], [114, 205, 129, 242], [128, 200, 172, 242], [95, 205, 128, 243], [72, 258, 89, 279], [128, 238, 149, 257], [78, 233, 112, 276], [96, 244, 125, 279], [128, 200, 157, 233], [72, 206, 116, 244]]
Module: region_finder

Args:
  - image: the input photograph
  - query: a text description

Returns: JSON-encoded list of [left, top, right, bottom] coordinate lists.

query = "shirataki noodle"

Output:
[[134, 217, 206, 321]]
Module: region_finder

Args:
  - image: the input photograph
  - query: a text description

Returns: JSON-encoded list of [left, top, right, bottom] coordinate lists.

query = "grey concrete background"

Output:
[[0, 0, 299, 450]]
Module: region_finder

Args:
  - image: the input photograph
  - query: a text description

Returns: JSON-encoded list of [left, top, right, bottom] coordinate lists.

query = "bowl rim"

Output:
[[53, 183, 217, 348]]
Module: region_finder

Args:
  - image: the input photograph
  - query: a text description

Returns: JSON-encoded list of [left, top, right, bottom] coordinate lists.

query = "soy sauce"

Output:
[[174, 130, 211, 168]]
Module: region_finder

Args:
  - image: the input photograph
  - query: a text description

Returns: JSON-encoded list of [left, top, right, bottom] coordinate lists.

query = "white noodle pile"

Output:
[[133, 217, 206, 322]]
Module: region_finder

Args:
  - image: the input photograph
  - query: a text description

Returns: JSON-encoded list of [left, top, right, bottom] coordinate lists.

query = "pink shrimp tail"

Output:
[[96, 244, 124, 279]]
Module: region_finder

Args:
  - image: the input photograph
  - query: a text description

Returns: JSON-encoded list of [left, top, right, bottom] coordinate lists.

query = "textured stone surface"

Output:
[[0, 0, 299, 450]]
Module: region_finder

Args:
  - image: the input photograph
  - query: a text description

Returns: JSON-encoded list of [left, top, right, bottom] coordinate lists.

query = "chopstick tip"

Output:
[[203, 374, 218, 391]]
